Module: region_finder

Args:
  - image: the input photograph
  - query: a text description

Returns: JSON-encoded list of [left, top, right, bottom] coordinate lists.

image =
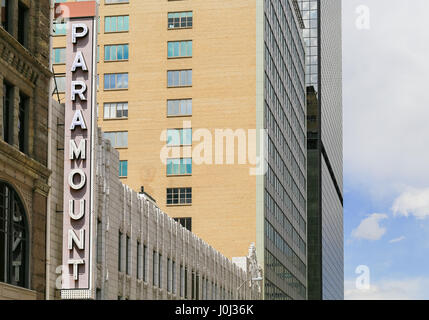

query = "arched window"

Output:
[[0, 182, 28, 288]]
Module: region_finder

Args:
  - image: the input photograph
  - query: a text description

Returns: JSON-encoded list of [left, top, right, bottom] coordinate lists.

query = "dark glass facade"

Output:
[[263, 0, 307, 300], [300, 0, 344, 300]]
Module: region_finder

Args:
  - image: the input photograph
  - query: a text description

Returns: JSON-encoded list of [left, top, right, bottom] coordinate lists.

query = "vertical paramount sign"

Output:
[[56, 1, 98, 300]]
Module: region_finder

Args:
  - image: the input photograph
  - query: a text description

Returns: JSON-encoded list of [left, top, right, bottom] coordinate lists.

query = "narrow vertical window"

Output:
[[172, 260, 176, 294], [126, 235, 130, 275], [17, 2, 28, 47], [18, 92, 28, 154], [191, 270, 195, 300], [180, 264, 184, 297], [152, 250, 157, 286], [143, 245, 147, 282], [2, 82, 12, 144], [137, 241, 142, 279], [119, 160, 128, 177], [167, 257, 171, 293], [158, 253, 162, 289], [118, 231, 123, 272], [96, 219, 102, 264], [184, 266, 188, 299], [1, 0, 9, 31]]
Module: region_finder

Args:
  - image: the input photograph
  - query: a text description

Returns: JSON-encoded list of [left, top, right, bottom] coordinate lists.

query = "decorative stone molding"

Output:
[[0, 28, 51, 86], [0, 139, 50, 177]]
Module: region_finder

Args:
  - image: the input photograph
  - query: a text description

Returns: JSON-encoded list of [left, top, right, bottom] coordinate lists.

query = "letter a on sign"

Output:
[[71, 51, 88, 72]]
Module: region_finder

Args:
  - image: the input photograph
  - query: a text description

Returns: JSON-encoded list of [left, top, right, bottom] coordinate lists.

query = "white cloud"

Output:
[[343, 0, 429, 196], [392, 188, 429, 219], [351, 213, 388, 241], [345, 278, 429, 300], [389, 236, 406, 244]]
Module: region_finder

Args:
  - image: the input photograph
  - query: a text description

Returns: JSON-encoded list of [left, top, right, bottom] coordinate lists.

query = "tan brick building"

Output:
[[0, 0, 51, 300], [53, 0, 308, 299]]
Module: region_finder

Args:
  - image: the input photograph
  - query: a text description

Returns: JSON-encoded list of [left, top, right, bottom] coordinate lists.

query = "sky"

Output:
[[343, 0, 429, 299]]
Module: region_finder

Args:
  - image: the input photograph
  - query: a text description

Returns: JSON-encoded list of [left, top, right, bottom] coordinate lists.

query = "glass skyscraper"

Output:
[[261, 0, 308, 300], [299, 0, 344, 300]]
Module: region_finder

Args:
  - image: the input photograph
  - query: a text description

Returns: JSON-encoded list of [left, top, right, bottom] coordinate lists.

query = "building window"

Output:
[[104, 44, 129, 61], [143, 245, 147, 282], [17, 2, 28, 47], [96, 219, 102, 264], [167, 128, 192, 146], [119, 160, 128, 177], [104, 73, 128, 90], [1, 0, 9, 31], [180, 265, 184, 297], [105, 15, 129, 33], [53, 22, 66, 36], [172, 260, 176, 294], [2, 82, 12, 145], [167, 99, 192, 117], [167, 188, 192, 205], [167, 70, 192, 88], [103, 102, 128, 119], [0, 182, 28, 288], [137, 241, 142, 279], [158, 253, 162, 289], [184, 266, 188, 299], [103, 131, 128, 148], [173, 217, 192, 232], [18, 92, 28, 154], [118, 231, 123, 272], [191, 270, 195, 300], [152, 250, 157, 287], [167, 258, 171, 293], [168, 41, 192, 58], [167, 158, 192, 176], [126, 235, 130, 275], [195, 273, 200, 300], [53, 48, 66, 64], [168, 12, 192, 29], [55, 75, 66, 93]]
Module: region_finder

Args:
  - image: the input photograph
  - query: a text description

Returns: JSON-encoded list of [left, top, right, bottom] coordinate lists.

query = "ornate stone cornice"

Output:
[[0, 27, 52, 85], [0, 139, 51, 186]]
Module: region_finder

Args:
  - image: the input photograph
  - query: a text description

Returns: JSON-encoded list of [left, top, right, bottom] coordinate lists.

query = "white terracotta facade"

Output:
[[47, 100, 262, 300]]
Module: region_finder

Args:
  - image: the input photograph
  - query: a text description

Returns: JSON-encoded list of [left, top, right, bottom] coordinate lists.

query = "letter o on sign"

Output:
[[69, 169, 86, 190]]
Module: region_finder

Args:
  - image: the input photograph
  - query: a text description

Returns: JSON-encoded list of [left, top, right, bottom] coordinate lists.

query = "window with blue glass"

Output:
[[53, 48, 66, 64], [53, 22, 66, 35], [168, 12, 193, 29], [105, 44, 129, 61], [55, 75, 66, 93], [103, 131, 128, 148], [105, 15, 129, 33], [167, 70, 192, 87], [167, 99, 192, 117], [119, 160, 128, 177], [104, 73, 128, 90], [168, 41, 192, 58], [167, 128, 192, 146], [167, 158, 192, 176]]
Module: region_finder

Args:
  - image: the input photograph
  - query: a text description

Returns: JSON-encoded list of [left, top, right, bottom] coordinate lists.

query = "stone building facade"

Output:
[[47, 100, 262, 300], [0, 0, 51, 300]]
